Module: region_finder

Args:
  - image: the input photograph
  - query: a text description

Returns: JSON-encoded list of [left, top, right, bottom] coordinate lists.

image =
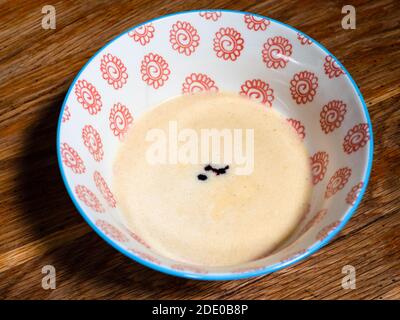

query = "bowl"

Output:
[[57, 10, 373, 280]]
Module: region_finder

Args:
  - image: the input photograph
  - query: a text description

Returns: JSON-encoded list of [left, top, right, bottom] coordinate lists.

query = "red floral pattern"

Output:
[[109, 103, 133, 140], [129, 248, 160, 264], [140, 53, 170, 89], [324, 55, 344, 78], [182, 73, 218, 94], [126, 230, 150, 248], [320, 100, 347, 134], [170, 264, 208, 274], [128, 23, 155, 46], [60, 142, 85, 174], [199, 11, 221, 21], [233, 266, 266, 274], [94, 171, 116, 208], [262, 36, 293, 69], [75, 185, 104, 213], [96, 220, 128, 242], [82, 125, 104, 162], [244, 14, 270, 31], [213, 27, 244, 61], [346, 182, 364, 205], [325, 167, 352, 198], [316, 220, 341, 241], [301, 209, 328, 235], [298, 203, 311, 226], [290, 71, 318, 104], [239, 79, 274, 107], [62, 106, 71, 123], [343, 123, 370, 154], [287, 118, 306, 140], [74, 80, 102, 115], [100, 53, 128, 89], [297, 33, 312, 45], [310, 151, 329, 185], [280, 249, 307, 264], [170, 21, 200, 56]]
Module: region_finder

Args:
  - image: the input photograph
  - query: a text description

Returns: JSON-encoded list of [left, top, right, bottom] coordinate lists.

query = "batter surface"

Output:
[[113, 93, 312, 266]]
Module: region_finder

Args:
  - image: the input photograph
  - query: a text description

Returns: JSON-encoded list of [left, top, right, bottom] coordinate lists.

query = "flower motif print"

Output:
[[60, 142, 85, 174], [297, 33, 312, 45], [239, 79, 274, 107], [100, 53, 128, 89], [94, 171, 116, 208], [310, 151, 329, 185], [324, 55, 344, 78], [316, 221, 341, 241], [346, 182, 364, 205], [262, 36, 292, 69], [199, 11, 222, 21], [128, 23, 155, 46], [74, 80, 102, 115], [325, 167, 352, 198], [320, 100, 347, 134], [280, 249, 307, 264], [140, 53, 170, 89], [290, 71, 318, 104], [170, 264, 208, 274], [82, 125, 104, 162], [62, 106, 71, 123], [75, 185, 104, 213], [129, 248, 161, 264], [343, 123, 370, 154], [182, 73, 218, 94], [287, 118, 306, 140], [213, 27, 244, 61], [96, 220, 128, 242], [244, 14, 270, 31], [170, 21, 200, 56], [109, 103, 133, 140], [301, 209, 328, 235], [126, 230, 150, 248]]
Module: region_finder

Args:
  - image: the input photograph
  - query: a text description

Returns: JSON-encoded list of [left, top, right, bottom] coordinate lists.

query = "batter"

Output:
[[113, 92, 311, 266]]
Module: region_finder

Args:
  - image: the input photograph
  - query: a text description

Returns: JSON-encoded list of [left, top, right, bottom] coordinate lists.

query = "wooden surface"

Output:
[[0, 0, 399, 300]]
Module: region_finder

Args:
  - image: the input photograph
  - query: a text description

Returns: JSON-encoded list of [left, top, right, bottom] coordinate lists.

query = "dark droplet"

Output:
[[204, 164, 230, 175], [197, 174, 208, 181], [216, 165, 229, 175]]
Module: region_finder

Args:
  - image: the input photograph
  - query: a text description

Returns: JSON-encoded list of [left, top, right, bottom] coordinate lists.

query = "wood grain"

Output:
[[0, 0, 399, 300]]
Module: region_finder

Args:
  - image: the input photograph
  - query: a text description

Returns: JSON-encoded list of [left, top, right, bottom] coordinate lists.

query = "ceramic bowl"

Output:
[[57, 10, 373, 280]]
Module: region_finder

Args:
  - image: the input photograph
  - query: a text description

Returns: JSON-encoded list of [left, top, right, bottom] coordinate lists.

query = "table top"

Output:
[[0, 0, 399, 300]]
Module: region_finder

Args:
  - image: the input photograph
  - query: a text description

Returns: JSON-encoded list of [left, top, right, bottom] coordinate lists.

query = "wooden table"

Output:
[[1, 0, 399, 300]]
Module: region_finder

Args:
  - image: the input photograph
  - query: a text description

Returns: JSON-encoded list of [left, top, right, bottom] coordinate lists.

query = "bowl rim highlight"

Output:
[[56, 9, 374, 280]]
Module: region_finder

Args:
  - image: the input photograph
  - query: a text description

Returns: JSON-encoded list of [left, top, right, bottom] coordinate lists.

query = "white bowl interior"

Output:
[[58, 11, 372, 278]]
